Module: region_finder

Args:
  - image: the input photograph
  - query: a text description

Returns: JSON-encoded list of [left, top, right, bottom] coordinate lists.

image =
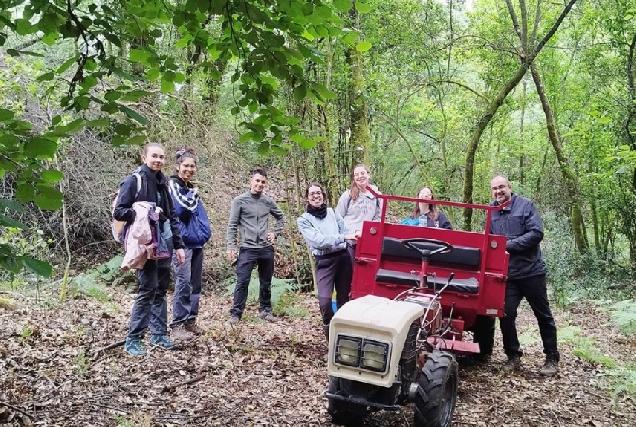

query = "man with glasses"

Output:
[[226, 168, 286, 325], [482, 175, 559, 376]]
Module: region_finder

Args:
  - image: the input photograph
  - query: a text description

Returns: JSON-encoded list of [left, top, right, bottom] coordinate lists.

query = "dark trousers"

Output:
[[230, 246, 274, 318], [171, 247, 204, 327], [128, 256, 172, 339], [473, 275, 560, 360], [316, 250, 353, 327], [501, 275, 559, 360]]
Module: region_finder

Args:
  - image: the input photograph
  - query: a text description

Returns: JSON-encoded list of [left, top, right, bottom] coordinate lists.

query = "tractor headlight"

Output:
[[335, 336, 361, 367], [361, 340, 390, 372]]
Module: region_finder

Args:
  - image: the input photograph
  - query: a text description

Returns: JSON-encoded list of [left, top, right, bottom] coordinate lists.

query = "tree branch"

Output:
[[532, 0, 578, 59]]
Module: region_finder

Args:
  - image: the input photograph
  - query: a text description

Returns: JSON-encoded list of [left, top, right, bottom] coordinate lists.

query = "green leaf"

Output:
[[0, 109, 15, 121], [22, 256, 53, 277], [40, 170, 64, 184], [119, 105, 148, 125], [24, 138, 58, 158], [0, 213, 28, 229], [129, 48, 150, 64], [87, 118, 110, 128], [34, 185, 63, 210], [333, 0, 352, 12], [57, 56, 78, 74], [355, 41, 372, 52], [15, 184, 34, 203], [0, 254, 23, 273], [161, 78, 175, 93], [125, 135, 147, 146], [293, 84, 307, 102], [356, 2, 372, 13], [36, 71, 55, 82], [0, 198, 25, 213]]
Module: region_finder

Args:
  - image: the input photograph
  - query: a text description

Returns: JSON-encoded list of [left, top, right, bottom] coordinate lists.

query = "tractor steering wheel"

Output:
[[401, 237, 453, 258]]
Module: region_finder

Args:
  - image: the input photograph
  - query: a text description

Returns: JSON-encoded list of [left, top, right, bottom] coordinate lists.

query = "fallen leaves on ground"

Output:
[[1, 289, 635, 426]]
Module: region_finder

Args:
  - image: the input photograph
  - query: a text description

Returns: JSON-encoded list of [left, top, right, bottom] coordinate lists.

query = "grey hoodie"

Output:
[[226, 191, 286, 251]]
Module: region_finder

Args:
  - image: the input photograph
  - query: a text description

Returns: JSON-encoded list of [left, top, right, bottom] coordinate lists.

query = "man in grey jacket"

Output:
[[486, 175, 559, 376], [226, 168, 286, 324]]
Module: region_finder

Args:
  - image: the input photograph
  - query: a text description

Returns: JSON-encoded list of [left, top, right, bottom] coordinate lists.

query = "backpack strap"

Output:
[[132, 172, 141, 200]]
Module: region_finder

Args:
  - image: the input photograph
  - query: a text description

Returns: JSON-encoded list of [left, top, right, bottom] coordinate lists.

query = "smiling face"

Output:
[[250, 173, 267, 195], [418, 187, 433, 212], [177, 157, 196, 182], [490, 176, 512, 204], [142, 145, 165, 171], [353, 165, 370, 188], [306, 185, 325, 208]]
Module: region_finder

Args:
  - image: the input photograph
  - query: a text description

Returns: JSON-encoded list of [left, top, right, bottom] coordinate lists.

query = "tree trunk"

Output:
[[530, 63, 587, 253], [462, 63, 528, 230], [346, 7, 370, 166]]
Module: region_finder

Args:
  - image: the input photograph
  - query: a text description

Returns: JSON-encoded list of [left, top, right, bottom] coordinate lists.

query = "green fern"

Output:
[[606, 300, 636, 335], [226, 272, 296, 312]]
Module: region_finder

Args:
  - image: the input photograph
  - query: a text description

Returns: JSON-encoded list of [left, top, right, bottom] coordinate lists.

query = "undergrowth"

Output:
[[542, 212, 633, 307], [224, 273, 305, 317]]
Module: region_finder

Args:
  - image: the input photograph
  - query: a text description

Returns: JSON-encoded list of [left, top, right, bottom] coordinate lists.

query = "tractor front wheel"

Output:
[[327, 377, 368, 426], [413, 351, 458, 427]]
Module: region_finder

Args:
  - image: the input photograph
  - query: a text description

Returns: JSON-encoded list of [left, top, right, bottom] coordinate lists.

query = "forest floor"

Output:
[[1, 283, 635, 427]]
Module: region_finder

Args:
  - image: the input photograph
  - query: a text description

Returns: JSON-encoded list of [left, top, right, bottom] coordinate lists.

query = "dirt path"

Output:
[[1, 289, 634, 426]]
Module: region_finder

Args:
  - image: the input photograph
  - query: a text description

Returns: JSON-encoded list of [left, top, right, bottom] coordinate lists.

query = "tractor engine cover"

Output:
[[403, 295, 442, 334]]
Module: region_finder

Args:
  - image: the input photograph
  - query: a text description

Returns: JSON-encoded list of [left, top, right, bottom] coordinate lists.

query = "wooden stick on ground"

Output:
[[161, 374, 206, 393], [89, 340, 126, 360], [0, 400, 35, 423]]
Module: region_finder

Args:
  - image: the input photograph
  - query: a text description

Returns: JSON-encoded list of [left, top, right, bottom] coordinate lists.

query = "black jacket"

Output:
[[113, 164, 184, 250], [489, 193, 546, 280]]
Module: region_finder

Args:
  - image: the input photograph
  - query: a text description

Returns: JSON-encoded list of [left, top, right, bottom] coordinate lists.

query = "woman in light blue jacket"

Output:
[[297, 183, 359, 341]]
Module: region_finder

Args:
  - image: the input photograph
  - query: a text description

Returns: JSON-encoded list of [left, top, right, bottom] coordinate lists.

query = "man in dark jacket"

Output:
[[226, 168, 286, 324], [486, 175, 559, 376]]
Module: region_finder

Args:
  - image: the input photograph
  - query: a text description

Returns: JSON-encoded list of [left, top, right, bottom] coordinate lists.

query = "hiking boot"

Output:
[[502, 355, 521, 372], [259, 311, 280, 323], [150, 334, 177, 350], [539, 358, 558, 377], [228, 315, 240, 325], [124, 338, 146, 357], [171, 325, 194, 341], [184, 321, 205, 335]]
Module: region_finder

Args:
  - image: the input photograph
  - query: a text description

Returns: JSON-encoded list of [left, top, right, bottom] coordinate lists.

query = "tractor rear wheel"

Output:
[[327, 377, 368, 426], [413, 351, 458, 427]]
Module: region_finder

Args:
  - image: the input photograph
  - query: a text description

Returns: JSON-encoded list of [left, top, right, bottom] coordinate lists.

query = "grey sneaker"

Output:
[[259, 311, 280, 322], [502, 355, 521, 372], [150, 334, 177, 350], [539, 358, 558, 377], [171, 325, 194, 341], [228, 315, 240, 325], [124, 338, 146, 357]]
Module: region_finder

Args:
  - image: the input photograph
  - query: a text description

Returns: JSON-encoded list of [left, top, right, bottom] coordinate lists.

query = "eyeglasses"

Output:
[[308, 191, 323, 197]]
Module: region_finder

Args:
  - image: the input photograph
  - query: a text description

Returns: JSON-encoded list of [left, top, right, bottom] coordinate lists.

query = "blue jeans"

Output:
[[230, 246, 274, 318], [127, 222, 173, 339], [171, 247, 204, 327]]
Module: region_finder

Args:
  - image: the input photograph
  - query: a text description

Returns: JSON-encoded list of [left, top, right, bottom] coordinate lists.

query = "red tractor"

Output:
[[325, 190, 509, 427]]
